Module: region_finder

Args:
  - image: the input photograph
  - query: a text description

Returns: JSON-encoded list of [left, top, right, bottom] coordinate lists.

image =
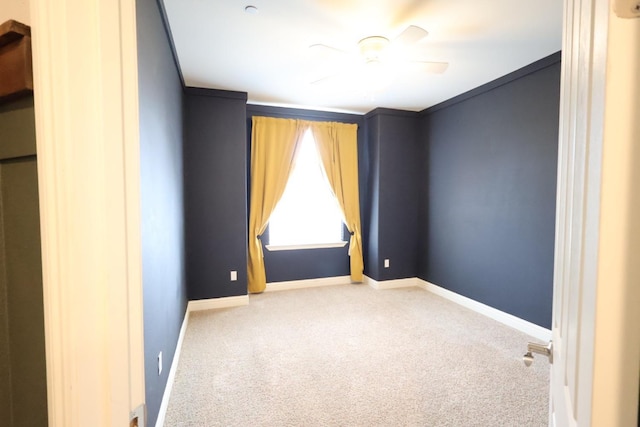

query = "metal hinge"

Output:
[[130, 403, 146, 427]]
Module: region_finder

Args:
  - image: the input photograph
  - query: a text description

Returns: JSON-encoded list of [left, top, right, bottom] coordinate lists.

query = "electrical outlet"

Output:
[[158, 351, 162, 375], [384, 259, 390, 268], [230, 270, 237, 281]]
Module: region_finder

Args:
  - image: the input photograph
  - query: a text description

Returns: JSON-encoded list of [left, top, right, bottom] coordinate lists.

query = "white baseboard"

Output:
[[266, 275, 351, 292], [155, 308, 189, 427], [187, 294, 249, 312], [364, 275, 418, 290], [415, 278, 552, 342]]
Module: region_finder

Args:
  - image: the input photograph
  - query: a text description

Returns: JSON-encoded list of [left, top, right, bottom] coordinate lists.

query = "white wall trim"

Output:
[[31, 0, 144, 424], [266, 275, 351, 292], [154, 309, 189, 427], [416, 279, 551, 342], [590, 4, 640, 424], [265, 241, 348, 251], [364, 275, 418, 290], [187, 295, 249, 312]]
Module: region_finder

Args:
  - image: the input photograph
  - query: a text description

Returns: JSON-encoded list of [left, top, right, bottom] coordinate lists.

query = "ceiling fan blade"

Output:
[[310, 73, 339, 85], [308, 43, 348, 61], [409, 61, 449, 74], [393, 25, 429, 46], [308, 44, 351, 84]]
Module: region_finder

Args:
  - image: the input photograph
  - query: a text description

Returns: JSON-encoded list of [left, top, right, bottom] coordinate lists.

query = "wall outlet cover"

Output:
[[158, 351, 162, 375], [230, 270, 237, 281]]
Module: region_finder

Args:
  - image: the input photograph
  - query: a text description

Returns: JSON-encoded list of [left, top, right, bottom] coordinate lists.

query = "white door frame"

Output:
[[590, 3, 640, 425], [551, 0, 609, 424], [30, 0, 145, 425], [551, 1, 639, 425]]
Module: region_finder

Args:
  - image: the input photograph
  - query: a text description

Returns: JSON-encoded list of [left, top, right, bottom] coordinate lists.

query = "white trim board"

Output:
[[187, 295, 249, 312], [266, 275, 351, 292], [155, 309, 190, 427], [31, 0, 145, 423], [415, 279, 551, 342], [364, 275, 417, 290]]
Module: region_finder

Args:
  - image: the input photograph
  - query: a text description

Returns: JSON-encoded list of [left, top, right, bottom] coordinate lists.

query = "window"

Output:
[[267, 129, 346, 250]]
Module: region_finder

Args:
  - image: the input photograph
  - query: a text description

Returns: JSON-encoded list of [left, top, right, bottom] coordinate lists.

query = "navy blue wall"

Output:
[[184, 88, 249, 299], [246, 105, 364, 283], [364, 109, 420, 281], [136, 0, 187, 424], [418, 53, 561, 328], [363, 114, 380, 280]]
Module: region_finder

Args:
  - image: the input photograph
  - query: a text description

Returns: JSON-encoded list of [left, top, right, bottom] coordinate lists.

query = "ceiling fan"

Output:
[[308, 25, 449, 87]]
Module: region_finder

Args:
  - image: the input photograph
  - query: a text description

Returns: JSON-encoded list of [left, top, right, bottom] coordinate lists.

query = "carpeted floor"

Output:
[[164, 285, 549, 426]]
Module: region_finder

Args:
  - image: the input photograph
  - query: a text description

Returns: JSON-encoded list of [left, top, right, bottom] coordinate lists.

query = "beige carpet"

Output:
[[164, 285, 549, 426]]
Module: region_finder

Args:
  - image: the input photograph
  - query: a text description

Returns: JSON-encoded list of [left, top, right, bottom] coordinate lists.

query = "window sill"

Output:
[[265, 241, 348, 251]]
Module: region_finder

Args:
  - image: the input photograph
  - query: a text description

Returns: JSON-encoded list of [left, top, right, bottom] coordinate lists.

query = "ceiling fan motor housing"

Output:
[[358, 36, 390, 63]]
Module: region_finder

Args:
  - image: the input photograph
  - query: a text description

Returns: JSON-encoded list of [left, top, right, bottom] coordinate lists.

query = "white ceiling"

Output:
[[163, 0, 563, 114]]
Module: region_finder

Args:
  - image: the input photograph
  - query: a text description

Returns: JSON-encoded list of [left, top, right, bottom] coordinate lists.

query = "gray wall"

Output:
[[184, 88, 248, 299], [136, 0, 187, 425], [0, 96, 48, 427], [418, 53, 561, 328]]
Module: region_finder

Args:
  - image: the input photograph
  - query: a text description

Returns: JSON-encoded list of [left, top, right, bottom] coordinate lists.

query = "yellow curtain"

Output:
[[247, 117, 305, 293], [308, 121, 364, 282]]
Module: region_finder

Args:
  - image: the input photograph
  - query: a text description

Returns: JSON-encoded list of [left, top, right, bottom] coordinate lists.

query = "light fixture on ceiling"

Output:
[[356, 37, 394, 91], [358, 36, 390, 64], [309, 25, 449, 87], [244, 5, 258, 14]]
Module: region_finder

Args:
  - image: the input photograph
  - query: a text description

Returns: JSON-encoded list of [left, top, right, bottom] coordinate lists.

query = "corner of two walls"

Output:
[[137, 0, 188, 425], [182, 101, 363, 300], [363, 54, 560, 330], [180, 59, 561, 332], [417, 53, 561, 329], [363, 108, 420, 282], [183, 88, 249, 300], [137, 4, 251, 426]]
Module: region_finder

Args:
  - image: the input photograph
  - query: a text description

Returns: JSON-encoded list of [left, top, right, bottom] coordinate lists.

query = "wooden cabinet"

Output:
[[0, 20, 32, 103]]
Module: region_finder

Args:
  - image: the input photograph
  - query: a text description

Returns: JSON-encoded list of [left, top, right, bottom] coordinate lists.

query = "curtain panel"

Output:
[[247, 116, 363, 293], [309, 121, 363, 283], [247, 117, 305, 293]]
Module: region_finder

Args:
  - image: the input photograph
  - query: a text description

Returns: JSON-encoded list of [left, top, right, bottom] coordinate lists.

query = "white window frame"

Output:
[[265, 128, 348, 251]]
